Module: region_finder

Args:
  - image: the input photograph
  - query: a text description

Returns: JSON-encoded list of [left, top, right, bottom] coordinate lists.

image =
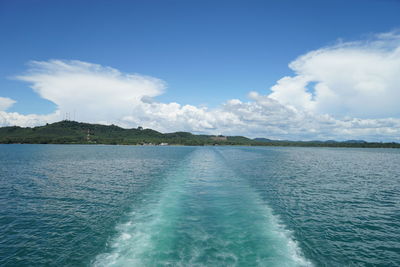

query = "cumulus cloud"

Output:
[[15, 60, 166, 124], [0, 111, 59, 128], [1, 31, 400, 141], [269, 31, 400, 118]]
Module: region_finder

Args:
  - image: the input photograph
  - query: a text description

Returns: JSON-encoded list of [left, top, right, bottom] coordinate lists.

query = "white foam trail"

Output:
[[257, 203, 313, 266], [93, 148, 313, 266], [93, 157, 189, 266]]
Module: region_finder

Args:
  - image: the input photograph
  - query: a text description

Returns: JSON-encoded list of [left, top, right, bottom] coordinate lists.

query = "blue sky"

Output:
[[1, 0, 400, 140]]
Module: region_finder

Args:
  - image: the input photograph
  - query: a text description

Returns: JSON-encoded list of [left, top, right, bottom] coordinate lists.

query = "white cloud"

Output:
[[0, 111, 59, 128], [16, 60, 166, 124], [269, 31, 400, 118], [0, 97, 16, 111], [1, 32, 400, 141]]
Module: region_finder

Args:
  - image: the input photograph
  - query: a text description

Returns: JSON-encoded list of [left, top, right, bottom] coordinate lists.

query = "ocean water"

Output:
[[0, 145, 399, 266]]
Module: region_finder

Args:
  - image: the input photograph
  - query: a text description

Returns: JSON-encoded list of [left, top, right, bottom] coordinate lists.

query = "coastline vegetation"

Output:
[[0, 120, 399, 148]]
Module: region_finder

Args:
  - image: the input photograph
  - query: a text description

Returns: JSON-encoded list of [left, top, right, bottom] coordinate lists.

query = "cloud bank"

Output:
[[1, 32, 400, 141]]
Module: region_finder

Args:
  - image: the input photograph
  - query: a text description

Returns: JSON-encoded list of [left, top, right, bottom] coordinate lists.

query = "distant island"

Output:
[[0, 120, 399, 148]]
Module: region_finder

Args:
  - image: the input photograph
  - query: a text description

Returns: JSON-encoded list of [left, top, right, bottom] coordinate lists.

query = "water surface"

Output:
[[0, 145, 399, 266]]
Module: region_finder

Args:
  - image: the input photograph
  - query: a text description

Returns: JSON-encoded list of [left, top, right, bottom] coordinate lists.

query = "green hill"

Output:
[[0, 120, 399, 148], [0, 120, 251, 145]]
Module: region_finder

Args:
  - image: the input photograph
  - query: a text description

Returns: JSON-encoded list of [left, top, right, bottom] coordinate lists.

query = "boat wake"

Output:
[[93, 148, 312, 266]]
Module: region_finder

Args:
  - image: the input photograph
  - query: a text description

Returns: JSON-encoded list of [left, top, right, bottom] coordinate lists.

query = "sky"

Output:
[[0, 0, 400, 141]]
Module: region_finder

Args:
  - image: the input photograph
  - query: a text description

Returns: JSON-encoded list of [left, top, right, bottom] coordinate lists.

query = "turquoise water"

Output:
[[1, 145, 399, 266]]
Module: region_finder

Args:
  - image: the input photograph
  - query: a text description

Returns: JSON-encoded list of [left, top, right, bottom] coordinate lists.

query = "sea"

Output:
[[0, 145, 399, 266]]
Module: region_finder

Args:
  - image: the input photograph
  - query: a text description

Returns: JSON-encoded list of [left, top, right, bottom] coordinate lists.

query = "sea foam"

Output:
[[93, 148, 312, 266]]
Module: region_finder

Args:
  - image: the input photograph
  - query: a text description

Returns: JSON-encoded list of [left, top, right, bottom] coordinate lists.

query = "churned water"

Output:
[[1, 145, 399, 266]]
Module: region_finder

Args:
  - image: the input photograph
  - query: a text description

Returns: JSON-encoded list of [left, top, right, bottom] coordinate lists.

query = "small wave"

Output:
[[93, 148, 312, 266]]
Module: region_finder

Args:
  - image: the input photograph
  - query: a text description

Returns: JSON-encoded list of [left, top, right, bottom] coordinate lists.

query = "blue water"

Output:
[[1, 145, 399, 266]]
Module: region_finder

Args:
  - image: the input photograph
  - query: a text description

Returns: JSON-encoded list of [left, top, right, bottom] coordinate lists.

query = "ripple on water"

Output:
[[1, 145, 400, 266], [93, 148, 312, 267]]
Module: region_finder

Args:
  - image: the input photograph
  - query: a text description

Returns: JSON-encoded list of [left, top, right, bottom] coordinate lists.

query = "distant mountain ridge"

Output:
[[0, 120, 399, 148]]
